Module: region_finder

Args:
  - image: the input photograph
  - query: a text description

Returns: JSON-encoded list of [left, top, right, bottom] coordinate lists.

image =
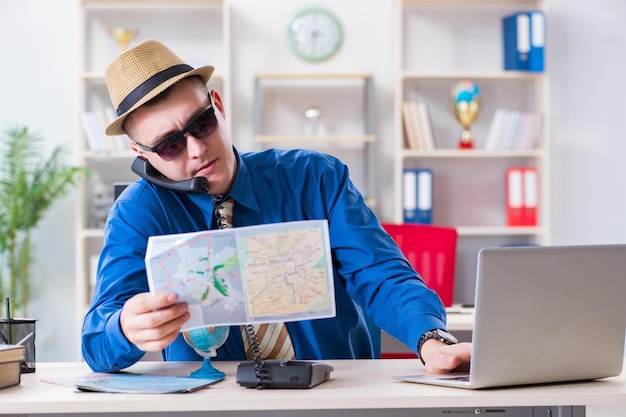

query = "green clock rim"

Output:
[[287, 7, 343, 62]]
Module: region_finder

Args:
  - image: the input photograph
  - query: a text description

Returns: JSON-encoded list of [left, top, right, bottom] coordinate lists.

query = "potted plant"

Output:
[[0, 126, 86, 317]]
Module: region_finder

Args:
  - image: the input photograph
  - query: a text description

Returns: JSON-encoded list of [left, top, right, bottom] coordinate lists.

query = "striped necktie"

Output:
[[214, 198, 296, 360]]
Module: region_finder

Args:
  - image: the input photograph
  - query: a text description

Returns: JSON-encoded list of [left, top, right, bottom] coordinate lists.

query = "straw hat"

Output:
[[104, 39, 214, 135]]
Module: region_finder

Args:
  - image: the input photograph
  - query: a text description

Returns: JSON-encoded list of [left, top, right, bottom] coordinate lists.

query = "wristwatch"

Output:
[[417, 329, 458, 365]]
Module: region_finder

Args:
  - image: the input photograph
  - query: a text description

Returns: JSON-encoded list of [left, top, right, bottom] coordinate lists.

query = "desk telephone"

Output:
[[130, 156, 334, 389]]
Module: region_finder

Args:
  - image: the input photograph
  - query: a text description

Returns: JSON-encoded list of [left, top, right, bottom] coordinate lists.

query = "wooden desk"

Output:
[[1, 360, 625, 416]]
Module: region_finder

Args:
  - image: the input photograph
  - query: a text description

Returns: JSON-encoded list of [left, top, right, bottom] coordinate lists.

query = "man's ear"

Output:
[[210, 89, 226, 119], [129, 142, 144, 157]]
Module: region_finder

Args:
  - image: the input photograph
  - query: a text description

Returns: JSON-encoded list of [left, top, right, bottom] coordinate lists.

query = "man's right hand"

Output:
[[120, 292, 190, 352]]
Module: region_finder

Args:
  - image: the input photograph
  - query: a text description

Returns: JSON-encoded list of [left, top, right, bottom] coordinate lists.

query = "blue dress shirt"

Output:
[[82, 148, 447, 372]]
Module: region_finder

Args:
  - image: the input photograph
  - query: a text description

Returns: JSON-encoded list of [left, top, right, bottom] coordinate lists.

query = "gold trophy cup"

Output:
[[109, 28, 137, 52], [450, 81, 481, 150]]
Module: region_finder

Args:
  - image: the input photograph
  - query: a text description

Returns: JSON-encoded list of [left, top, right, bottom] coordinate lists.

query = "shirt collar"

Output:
[[226, 146, 260, 212]]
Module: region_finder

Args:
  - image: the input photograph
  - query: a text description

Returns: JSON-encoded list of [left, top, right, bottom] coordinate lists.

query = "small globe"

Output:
[[451, 80, 481, 104], [182, 325, 230, 379], [183, 325, 230, 358]]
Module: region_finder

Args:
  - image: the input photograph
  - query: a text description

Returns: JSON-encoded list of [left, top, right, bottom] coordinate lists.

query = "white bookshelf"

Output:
[[392, 0, 550, 304], [75, 0, 231, 359]]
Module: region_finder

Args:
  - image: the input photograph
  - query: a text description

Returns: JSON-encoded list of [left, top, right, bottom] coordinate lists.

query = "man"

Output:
[[82, 40, 471, 374]]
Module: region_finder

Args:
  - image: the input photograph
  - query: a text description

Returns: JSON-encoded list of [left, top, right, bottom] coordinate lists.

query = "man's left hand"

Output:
[[420, 339, 472, 374]]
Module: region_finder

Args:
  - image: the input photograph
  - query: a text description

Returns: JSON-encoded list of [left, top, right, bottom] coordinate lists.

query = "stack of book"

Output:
[[0, 344, 25, 390], [485, 109, 542, 150], [81, 107, 131, 153], [402, 101, 435, 150]]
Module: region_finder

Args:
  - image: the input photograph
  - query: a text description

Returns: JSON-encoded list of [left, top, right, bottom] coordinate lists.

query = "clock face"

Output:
[[287, 8, 343, 62]]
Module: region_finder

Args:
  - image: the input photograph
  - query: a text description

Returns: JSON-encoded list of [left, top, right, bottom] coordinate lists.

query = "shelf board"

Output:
[[80, 228, 105, 239], [401, 70, 544, 81], [83, 150, 135, 159], [402, 148, 545, 158], [83, 0, 222, 7], [255, 135, 375, 143], [256, 73, 373, 80], [402, 0, 540, 4], [456, 226, 544, 236]]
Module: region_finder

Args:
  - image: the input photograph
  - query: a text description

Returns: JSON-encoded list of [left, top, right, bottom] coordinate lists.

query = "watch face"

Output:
[[287, 7, 342, 62]]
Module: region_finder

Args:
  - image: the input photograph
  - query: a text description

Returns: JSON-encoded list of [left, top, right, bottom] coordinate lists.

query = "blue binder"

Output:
[[402, 168, 432, 224], [502, 12, 530, 71], [529, 11, 546, 72]]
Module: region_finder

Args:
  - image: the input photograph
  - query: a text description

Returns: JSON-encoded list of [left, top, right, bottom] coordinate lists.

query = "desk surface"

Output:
[[2, 360, 626, 415]]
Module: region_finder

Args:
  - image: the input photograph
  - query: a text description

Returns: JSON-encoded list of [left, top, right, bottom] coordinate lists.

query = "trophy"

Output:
[[450, 80, 481, 149], [109, 27, 137, 52], [304, 106, 325, 136]]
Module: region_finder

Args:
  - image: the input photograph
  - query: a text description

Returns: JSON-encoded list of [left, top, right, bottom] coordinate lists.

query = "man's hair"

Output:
[[123, 75, 208, 138]]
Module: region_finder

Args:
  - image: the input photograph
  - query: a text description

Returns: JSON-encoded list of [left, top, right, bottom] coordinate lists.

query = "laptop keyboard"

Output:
[[438, 375, 470, 382]]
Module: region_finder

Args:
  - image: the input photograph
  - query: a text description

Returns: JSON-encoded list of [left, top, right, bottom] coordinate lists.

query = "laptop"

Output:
[[394, 244, 626, 389]]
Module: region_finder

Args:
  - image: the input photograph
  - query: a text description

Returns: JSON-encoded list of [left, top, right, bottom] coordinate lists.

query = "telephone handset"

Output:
[[131, 157, 209, 194]]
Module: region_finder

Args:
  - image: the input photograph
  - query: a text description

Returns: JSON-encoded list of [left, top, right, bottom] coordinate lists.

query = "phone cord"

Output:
[[242, 324, 272, 389]]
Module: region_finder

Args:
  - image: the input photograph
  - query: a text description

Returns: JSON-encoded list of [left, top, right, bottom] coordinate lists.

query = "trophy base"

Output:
[[458, 130, 474, 150]]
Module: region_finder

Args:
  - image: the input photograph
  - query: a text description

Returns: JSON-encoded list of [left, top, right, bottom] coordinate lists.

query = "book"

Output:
[[103, 106, 131, 151], [402, 101, 436, 150], [402, 101, 422, 149], [0, 343, 26, 363], [485, 110, 542, 150], [81, 111, 107, 152], [0, 344, 25, 390], [414, 101, 435, 150]]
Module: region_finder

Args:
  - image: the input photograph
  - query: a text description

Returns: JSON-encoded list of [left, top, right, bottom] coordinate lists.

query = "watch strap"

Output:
[[417, 329, 458, 365]]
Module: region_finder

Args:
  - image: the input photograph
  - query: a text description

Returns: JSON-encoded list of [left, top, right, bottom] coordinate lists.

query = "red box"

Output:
[[381, 223, 457, 307]]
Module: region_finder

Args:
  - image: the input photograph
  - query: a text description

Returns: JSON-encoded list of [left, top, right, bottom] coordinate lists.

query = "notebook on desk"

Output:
[[394, 244, 626, 389]]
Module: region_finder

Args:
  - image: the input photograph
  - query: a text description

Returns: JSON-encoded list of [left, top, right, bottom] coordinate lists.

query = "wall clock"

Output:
[[287, 7, 343, 62]]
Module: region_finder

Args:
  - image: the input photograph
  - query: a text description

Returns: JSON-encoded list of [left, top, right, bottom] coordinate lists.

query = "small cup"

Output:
[[0, 318, 37, 373]]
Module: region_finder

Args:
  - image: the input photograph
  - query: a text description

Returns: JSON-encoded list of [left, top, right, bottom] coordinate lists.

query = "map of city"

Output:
[[145, 220, 335, 330]]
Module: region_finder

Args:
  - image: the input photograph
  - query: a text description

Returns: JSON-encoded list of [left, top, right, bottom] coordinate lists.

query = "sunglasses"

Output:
[[134, 98, 218, 161]]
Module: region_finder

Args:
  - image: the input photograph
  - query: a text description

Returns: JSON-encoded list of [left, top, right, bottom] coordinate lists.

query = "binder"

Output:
[[502, 12, 530, 71], [506, 167, 539, 226], [506, 168, 524, 226], [403, 168, 433, 224], [522, 167, 538, 225], [529, 11, 546, 72]]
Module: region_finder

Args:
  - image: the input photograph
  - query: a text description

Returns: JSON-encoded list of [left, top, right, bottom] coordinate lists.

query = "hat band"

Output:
[[116, 64, 194, 116]]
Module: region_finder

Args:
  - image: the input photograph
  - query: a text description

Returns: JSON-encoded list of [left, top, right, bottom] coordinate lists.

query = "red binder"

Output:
[[506, 167, 539, 226], [506, 168, 524, 226], [522, 167, 538, 226]]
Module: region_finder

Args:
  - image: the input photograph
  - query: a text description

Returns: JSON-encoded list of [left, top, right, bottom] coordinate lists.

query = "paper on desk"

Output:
[[43, 373, 222, 394], [145, 220, 336, 330]]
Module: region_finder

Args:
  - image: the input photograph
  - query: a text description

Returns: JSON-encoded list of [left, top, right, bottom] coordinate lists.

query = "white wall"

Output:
[[0, 0, 625, 364]]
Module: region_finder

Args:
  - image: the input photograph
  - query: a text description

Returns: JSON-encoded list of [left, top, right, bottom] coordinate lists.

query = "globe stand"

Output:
[[182, 326, 230, 380], [189, 350, 225, 380]]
